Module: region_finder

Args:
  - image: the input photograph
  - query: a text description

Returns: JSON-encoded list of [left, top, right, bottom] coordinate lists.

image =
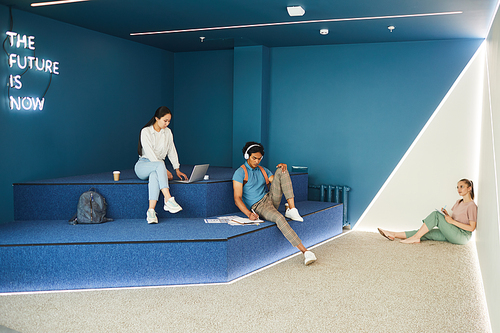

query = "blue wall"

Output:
[[267, 40, 482, 224], [232, 46, 270, 168], [172, 39, 482, 226], [173, 50, 234, 167], [0, 5, 483, 227], [0, 6, 174, 224]]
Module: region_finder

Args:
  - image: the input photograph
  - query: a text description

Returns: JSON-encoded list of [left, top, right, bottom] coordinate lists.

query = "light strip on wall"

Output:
[[484, 47, 500, 240], [130, 11, 462, 36], [354, 42, 485, 232], [31, 0, 89, 7]]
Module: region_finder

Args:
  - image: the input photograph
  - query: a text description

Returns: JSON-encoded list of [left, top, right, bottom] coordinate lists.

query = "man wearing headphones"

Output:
[[232, 141, 317, 265]]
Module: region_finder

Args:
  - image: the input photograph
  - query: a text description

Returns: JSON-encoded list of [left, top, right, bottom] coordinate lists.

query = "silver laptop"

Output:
[[173, 164, 209, 183]]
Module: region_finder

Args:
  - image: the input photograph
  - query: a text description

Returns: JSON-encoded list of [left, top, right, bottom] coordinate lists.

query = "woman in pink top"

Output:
[[378, 179, 477, 245]]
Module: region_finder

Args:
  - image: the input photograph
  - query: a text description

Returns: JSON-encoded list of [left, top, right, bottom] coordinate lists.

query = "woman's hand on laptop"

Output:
[[176, 169, 188, 181]]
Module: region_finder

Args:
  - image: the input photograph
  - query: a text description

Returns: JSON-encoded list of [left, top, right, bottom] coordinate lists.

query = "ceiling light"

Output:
[[287, 6, 305, 17], [388, 25, 395, 32], [320, 29, 329, 35], [131, 11, 462, 36], [31, 0, 89, 6]]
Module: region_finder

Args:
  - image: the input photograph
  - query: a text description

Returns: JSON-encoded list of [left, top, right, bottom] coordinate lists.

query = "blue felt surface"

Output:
[[15, 166, 307, 185], [3, 168, 343, 293], [13, 166, 231, 184], [1, 241, 229, 292], [13, 166, 308, 220], [1, 201, 339, 245], [0, 203, 342, 292]]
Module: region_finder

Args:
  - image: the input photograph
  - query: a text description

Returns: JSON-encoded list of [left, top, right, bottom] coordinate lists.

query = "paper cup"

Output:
[[113, 171, 120, 181]]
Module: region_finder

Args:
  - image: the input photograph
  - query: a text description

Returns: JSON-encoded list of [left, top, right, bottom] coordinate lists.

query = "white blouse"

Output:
[[139, 125, 180, 170]]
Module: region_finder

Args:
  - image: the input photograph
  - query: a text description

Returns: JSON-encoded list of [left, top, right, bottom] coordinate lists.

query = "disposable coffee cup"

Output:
[[113, 171, 120, 181]]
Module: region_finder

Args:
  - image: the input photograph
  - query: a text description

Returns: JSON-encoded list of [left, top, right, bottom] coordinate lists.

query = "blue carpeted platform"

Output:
[[13, 166, 307, 220], [2, 167, 343, 293]]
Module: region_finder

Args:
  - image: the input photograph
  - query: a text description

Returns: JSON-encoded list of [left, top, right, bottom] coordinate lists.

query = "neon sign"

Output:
[[5, 31, 60, 111]]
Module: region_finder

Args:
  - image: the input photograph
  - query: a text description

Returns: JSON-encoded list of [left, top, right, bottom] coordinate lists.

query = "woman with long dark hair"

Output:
[[135, 106, 188, 223], [378, 179, 477, 245]]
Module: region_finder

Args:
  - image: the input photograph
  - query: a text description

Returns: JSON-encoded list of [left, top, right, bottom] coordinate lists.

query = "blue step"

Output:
[[0, 201, 342, 292], [3, 166, 342, 293], [13, 166, 308, 220]]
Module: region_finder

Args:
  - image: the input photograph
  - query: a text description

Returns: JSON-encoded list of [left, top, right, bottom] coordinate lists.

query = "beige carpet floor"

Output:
[[0, 231, 491, 332]]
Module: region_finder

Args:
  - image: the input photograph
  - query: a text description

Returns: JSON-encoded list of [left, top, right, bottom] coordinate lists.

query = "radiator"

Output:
[[309, 185, 351, 227]]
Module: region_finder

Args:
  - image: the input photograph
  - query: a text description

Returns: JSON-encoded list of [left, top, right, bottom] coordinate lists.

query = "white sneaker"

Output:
[[304, 251, 317, 265], [147, 209, 158, 224], [285, 207, 304, 222], [164, 197, 183, 213]]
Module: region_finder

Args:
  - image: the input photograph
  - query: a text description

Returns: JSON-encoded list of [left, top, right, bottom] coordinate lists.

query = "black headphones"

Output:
[[244, 144, 263, 160]]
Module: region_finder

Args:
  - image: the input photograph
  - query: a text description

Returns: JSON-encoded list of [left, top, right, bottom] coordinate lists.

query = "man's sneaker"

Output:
[[164, 197, 183, 213], [285, 207, 304, 222], [147, 209, 158, 224], [304, 251, 317, 265]]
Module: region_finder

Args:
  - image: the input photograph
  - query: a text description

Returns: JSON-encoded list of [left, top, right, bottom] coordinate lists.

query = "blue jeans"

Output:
[[134, 157, 169, 201]]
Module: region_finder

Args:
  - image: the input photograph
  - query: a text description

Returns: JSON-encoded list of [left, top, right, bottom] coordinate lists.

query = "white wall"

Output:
[[355, 5, 500, 330], [477, 5, 500, 332], [355, 45, 484, 233]]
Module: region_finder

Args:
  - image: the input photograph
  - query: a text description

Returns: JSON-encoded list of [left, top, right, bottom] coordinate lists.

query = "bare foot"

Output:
[[378, 228, 394, 241], [400, 237, 420, 244]]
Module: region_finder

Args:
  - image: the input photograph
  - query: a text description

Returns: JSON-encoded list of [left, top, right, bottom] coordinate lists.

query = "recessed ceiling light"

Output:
[[287, 6, 305, 17], [320, 29, 329, 35], [130, 11, 462, 36], [31, 0, 89, 7]]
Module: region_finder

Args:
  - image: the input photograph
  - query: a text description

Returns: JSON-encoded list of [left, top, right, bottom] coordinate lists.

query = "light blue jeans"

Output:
[[134, 157, 169, 201]]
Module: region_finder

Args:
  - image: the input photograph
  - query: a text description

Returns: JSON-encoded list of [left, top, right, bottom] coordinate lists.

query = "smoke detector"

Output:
[[287, 6, 305, 17]]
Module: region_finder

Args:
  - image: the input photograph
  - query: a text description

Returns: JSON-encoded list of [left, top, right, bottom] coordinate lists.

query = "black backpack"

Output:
[[69, 188, 113, 225]]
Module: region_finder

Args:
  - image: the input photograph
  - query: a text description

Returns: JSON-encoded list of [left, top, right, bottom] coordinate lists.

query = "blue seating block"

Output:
[[2, 167, 342, 293], [13, 167, 308, 220], [0, 202, 342, 292]]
